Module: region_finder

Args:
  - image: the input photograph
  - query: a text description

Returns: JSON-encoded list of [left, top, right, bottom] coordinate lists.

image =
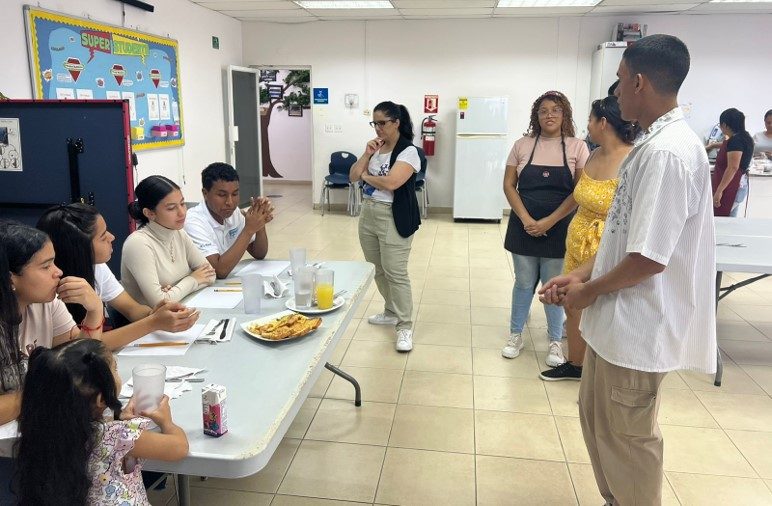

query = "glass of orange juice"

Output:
[[315, 269, 334, 310]]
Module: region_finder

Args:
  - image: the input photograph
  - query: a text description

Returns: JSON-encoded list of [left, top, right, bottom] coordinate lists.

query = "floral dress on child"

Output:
[[87, 417, 151, 506]]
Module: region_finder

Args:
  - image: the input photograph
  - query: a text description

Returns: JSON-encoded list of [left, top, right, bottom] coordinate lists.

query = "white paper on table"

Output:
[[186, 287, 243, 309], [233, 260, 290, 279], [120, 380, 193, 400], [117, 324, 204, 357], [119, 366, 203, 399], [0, 420, 18, 440]]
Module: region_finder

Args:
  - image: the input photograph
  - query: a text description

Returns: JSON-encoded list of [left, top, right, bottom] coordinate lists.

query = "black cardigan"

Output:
[[389, 136, 421, 238]]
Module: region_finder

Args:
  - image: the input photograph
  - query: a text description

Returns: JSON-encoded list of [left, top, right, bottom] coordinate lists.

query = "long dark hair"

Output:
[[720, 108, 754, 150], [37, 204, 99, 323], [0, 221, 48, 393], [526, 91, 576, 138], [374, 101, 414, 141], [128, 175, 180, 226], [15, 338, 122, 505], [590, 96, 640, 145]]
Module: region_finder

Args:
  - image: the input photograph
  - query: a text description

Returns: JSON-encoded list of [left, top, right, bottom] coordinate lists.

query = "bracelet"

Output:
[[80, 314, 106, 337]]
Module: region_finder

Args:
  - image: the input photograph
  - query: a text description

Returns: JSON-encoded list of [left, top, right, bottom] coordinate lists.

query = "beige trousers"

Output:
[[358, 199, 414, 330], [579, 346, 667, 506]]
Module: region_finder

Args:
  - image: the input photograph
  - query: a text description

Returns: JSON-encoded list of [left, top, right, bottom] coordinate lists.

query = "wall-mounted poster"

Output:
[[24, 6, 184, 151]]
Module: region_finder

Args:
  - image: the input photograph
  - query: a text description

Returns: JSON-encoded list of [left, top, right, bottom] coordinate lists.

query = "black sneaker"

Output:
[[539, 362, 582, 381]]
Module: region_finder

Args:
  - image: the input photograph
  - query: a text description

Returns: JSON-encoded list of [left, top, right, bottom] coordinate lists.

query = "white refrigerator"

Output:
[[453, 96, 509, 221]]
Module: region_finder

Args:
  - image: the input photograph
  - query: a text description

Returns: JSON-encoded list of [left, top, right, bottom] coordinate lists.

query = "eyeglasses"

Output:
[[369, 119, 395, 128], [538, 107, 564, 117]]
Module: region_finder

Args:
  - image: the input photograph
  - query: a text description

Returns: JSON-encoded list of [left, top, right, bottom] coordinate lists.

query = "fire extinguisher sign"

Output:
[[424, 95, 438, 114]]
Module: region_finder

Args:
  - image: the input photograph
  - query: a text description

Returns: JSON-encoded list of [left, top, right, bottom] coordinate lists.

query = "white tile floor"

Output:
[[149, 182, 772, 505]]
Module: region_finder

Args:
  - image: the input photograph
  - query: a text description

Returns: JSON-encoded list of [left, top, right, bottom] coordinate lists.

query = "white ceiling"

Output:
[[193, 0, 772, 22]]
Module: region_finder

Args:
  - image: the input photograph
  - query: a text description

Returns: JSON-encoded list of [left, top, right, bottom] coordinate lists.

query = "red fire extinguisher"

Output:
[[421, 115, 437, 156]]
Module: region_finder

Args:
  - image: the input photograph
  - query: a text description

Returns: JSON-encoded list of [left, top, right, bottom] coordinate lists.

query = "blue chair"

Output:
[[320, 151, 358, 216], [415, 146, 429, 219]]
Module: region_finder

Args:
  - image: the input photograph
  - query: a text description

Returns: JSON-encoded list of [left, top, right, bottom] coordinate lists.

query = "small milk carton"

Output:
[[202, 383, 228, 437]]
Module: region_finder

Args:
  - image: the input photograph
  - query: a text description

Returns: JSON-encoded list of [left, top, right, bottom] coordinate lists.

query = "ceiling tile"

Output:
[[198, 1, 297, 9], [494, 6, 593, 14], [392, 0, 495, 6], [688, 2, 772, 11], [598, 0, 698, 5], [590, 3, 697, 11], [307, 8, 400, 17], [220, 8, 315, 16], [398, 7, 493, 15]]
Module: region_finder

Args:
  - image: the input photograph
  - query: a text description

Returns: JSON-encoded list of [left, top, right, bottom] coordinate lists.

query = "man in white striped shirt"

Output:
[[540, 34, 716, 505]]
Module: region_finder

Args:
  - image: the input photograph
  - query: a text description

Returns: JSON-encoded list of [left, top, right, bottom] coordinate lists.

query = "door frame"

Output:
[[225, 65, 262, 195]]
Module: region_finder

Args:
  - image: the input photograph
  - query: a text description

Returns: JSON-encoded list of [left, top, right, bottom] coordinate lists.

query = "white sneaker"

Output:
[[396, 329, 413, 352], [501, 333, 524, 359], [368, 313, 398, 325], [546, 341, 567, 367]]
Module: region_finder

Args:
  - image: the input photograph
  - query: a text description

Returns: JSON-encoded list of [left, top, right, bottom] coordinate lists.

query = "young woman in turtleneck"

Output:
[[121, 176, 215, 306]]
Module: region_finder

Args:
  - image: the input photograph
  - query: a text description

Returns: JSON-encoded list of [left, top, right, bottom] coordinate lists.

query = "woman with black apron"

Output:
[[501, 91, 590, 367]]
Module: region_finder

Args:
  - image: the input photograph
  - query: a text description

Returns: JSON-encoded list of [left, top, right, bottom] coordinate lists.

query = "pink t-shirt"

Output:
[[18, 298, 76, 354], [506, 135, 590, 175]]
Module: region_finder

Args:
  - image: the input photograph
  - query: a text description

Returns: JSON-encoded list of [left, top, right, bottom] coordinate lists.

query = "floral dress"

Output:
[[563, 172, 618, 273], [87, 417, 151, 506]]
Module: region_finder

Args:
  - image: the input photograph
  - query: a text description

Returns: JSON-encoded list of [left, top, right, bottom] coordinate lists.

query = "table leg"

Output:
[[715, 272, 723, 387], [177, 474, 190, 506], [325, 362, 362, 406]]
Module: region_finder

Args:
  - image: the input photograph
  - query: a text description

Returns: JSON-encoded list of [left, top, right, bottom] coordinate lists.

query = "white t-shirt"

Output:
[[184, 202, 255, 257], [94, 263, 124, 303], [580, 108, 717, 374], [753, 131, 772, 154], [362, 146, 421, 203]]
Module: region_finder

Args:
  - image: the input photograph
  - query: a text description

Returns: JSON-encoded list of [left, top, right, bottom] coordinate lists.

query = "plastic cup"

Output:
[[315, 269, 334, 310], [294, 267, 314, 308], [241, 274, 264, 314], [289, 248, 306, 276], [132, 364, 166, 413]]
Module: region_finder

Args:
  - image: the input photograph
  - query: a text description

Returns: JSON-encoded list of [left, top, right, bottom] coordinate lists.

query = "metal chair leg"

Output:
[[320, 185, 326, 216]]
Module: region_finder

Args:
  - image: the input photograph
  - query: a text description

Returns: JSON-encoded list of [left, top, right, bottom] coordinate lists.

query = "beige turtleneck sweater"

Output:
[[120, 220, 210, 306]]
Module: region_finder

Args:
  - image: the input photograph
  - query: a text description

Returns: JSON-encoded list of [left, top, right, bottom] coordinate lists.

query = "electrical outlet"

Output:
[[363, 109, 370, 116], [333, 124, 342, 134], [324, 124, 334, 134]]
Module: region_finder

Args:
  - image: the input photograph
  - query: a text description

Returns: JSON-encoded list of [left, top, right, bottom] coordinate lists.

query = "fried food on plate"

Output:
[[249, 313, 322, 340]]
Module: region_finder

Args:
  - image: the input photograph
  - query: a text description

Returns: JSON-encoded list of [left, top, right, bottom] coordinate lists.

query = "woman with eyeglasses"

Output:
[[502, 91, 589, 367], [350, 101, 421, 352], [539, 96, 638, 381]]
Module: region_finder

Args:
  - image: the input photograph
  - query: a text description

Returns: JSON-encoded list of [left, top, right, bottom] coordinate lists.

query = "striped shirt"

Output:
[[580, 108, 717, 373]]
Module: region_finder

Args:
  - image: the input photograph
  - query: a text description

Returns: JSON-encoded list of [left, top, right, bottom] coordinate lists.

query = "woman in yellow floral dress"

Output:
[[539, 96, 639, 381]]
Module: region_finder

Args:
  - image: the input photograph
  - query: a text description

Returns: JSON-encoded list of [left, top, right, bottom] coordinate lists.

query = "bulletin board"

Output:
[[24, 6, 184, 151]]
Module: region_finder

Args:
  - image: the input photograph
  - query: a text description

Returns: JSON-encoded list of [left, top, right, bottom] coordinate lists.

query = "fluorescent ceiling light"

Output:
[[497, 0, 600, 6], [295, 1, 394, 8], [708, 0, 772, 2]]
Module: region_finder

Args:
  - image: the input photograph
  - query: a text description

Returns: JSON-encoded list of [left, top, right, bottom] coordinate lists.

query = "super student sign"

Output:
[[25, 7, 184, 151]]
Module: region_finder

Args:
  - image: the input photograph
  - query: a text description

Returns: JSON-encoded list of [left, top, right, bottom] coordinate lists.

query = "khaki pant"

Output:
[[579, 346, 667, 506], [358, 199, 414, 330]]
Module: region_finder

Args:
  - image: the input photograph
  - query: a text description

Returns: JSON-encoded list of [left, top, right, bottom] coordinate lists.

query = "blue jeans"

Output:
[[510, 254, 565, 341], [729, 173, 748, 217]]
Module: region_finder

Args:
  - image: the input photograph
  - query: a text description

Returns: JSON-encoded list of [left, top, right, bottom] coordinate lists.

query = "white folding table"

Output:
[[714, 217, 772, 386]]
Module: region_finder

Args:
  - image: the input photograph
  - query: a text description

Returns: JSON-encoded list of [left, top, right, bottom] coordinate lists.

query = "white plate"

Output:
[[241, 310, 321, 342], [285, 296, 345, 314]]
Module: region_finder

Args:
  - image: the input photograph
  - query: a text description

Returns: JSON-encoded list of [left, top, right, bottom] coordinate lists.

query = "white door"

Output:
[[225, 65, 262, 200], [456, 97, 508, 135], [453, 136, 509, 220]]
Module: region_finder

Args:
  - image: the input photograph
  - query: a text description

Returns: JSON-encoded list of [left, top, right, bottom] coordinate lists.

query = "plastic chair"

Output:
[[415, 146, 429, 219], [320, 151, 358, 216]]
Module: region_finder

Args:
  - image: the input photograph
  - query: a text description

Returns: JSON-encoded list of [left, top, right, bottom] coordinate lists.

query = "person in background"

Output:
[[585, 80, 620, 151], [349, 101, 421, 352], [540, 34, 716, 505], [539, 96, 638, 382], [15, 338, 188, 505], [711, 108, 755, 217], [502, 91, 589, 367], [185, 162, 274, 278], [122, 176, 215, 306], [753, 109, 772, 158], [37, 203, 199, 341]]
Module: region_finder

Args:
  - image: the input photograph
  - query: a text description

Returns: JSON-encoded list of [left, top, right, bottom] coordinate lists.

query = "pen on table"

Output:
[[224, 281, 241, 286], [128, 341, 190, 348], [214, 288, 242, 292]]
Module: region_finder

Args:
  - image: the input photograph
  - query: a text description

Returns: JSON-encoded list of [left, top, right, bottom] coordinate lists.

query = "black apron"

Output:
[[504, 136, 574, 258]]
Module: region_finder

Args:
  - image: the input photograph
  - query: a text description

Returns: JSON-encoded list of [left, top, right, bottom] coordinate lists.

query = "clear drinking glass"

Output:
[[289, 248, 306, 276], [241, 274, 263, 314], [132, 364, 166, 413], [315, 269, 334, 310], [294, 267, 315, 308]]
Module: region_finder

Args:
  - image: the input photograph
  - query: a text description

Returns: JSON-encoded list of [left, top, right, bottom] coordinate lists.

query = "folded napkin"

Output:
[[264, 275, 289, 299], [198, 318, 235, 343], [119, 366, 204, 399]]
